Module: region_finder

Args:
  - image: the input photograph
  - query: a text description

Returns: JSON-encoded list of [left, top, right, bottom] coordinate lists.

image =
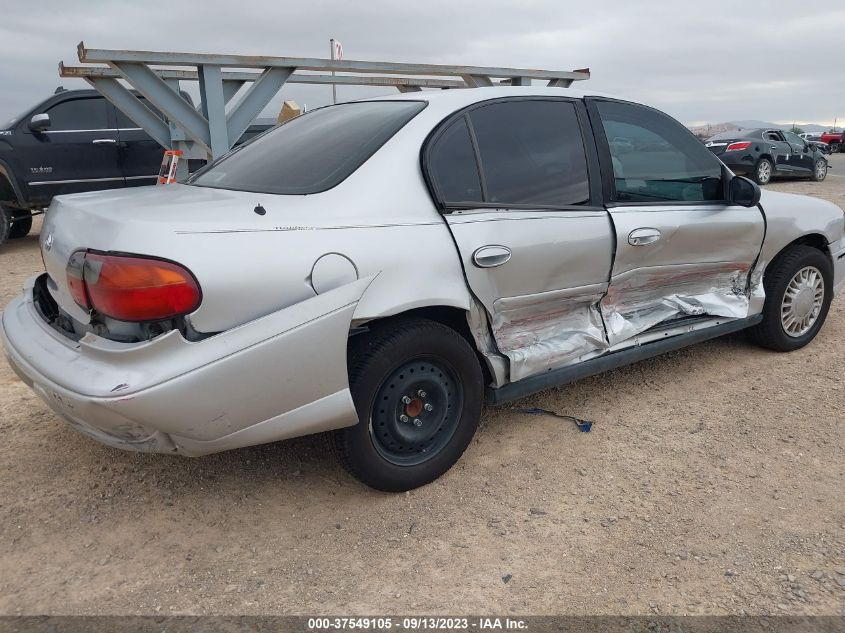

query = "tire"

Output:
[[830, 143, 839, 154], [9, 210, 32, 239], [753, 157, 773, 185], [810, 159, 828, 182], [748, 245, 833, 352], [335, 317, 484, 491], [0, 206, 11, 247]]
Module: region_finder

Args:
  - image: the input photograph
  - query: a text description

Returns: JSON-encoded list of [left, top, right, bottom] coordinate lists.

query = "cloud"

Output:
[[0, 0, 843, 126]]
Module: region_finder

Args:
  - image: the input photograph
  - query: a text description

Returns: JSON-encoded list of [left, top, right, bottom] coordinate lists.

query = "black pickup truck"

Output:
[[0, 87, 273, 245]]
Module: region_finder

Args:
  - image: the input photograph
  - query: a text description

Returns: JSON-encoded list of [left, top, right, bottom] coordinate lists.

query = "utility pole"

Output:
[[330, 38, 338, 104]]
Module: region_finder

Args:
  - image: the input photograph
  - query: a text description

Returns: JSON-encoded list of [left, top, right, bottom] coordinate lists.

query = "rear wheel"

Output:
[[830, 143, 840, 154], [811, 159, 828, 182], [753, 157, 773, 185], [748, 245, 832, 352], [335, 317, 484, 491], [9, 210, 32, 239]]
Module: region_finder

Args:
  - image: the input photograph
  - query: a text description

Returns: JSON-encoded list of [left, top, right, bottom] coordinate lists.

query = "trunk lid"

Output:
[[39, 184, 340, 331], [704, 139, 738, 156]]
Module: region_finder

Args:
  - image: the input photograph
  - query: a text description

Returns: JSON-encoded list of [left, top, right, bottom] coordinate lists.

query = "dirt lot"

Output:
[[1, 158, 844, 616]]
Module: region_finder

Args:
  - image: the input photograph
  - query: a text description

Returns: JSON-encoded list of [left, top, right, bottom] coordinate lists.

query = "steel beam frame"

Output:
[[61, 43, 590, 163]]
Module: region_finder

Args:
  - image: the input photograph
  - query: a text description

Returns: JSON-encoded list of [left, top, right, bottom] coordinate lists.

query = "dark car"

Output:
[[800, 133, 832, 155], [705, 128, 828, 185], [0, 88, 273, 246]]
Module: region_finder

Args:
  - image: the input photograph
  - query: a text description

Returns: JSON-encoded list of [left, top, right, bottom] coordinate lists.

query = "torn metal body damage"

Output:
[[600, 262, 756, 347], [490, 286, 608, 382], [471, 261, 760, 382]]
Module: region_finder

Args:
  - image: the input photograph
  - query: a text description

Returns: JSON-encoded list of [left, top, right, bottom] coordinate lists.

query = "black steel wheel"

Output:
[[369, 356, 463, 466], [335, 317, 484, 491]]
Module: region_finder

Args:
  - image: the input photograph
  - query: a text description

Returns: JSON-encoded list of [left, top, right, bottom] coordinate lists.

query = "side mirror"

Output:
[[28, 113, 51, 133], [729, 175, 761, 208]]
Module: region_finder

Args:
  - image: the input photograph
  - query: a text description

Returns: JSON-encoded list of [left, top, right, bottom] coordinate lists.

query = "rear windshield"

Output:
[[190, 100, 426, 195]]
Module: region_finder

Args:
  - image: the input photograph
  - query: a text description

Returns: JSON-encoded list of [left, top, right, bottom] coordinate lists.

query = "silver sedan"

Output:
[[3, 87, 844, 491]]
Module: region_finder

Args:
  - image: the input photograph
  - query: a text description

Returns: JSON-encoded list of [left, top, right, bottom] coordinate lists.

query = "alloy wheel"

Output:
[[780, 266, 824, 337], [757, 160, 772, 184]]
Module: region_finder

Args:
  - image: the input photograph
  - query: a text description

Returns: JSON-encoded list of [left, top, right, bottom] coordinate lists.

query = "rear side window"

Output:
[[426, 117, 483, 203], [45, 98, 109, 131], [595, 100, 724, 203], [191, 101, 426, 195], [425, 99, 590, 208]]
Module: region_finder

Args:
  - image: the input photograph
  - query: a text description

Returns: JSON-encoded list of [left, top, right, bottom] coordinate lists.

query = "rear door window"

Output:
[[469, 100, 590, 207], [45, 98, 109, 131], [114, 98, 164, 128], [594, 100, 724, 203], [425, 99, 591, 208]]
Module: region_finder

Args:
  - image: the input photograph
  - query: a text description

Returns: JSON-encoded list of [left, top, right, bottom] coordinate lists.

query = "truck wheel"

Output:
[[811, 159, 828, 182], [748, 245, 832, 352], [830, 143, 839, 154], [0, 207, 11, 246], [9, 210, 33, 239], [753, 157, 773, 185], [335, 317, 484, 492]]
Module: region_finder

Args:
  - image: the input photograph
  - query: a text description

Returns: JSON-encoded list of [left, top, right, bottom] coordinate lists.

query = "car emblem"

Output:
[[44, 234, 54, 251]]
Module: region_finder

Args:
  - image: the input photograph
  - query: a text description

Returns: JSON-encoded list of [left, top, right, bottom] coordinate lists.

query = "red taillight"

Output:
[[726, 141, 752, 152], [66, 252, 201, 322]]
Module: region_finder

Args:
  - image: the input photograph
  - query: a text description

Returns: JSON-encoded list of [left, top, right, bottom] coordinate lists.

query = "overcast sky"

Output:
[[1, 0, 843, 127]]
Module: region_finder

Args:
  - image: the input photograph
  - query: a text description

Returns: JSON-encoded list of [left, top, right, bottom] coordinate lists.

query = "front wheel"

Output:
[[753, 157, 773, 185], [335, 318, 484, 491], [748, 245, 833, 352], [811, 159, 828, 182]]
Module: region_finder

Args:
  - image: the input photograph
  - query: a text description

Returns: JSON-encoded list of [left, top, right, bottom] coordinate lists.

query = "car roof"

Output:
[[361, 85, 624, 109]]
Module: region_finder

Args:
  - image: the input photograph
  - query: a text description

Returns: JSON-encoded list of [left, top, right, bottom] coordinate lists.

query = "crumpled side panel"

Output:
[[491, 289, 608, 382], [466, 298, 509, 388], [601, 263, 753, 346]]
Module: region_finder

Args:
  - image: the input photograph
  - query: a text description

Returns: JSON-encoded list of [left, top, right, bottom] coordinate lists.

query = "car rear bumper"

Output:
[[717, 151, 756, 175], [1, 275, 369, 455]]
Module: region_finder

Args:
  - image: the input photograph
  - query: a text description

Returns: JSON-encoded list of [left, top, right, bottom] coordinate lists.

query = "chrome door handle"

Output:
[[472, 245, 512, 268], [92, 138, 117, 144], [628, 228, 661, 246], [771, 146, 777, 150]]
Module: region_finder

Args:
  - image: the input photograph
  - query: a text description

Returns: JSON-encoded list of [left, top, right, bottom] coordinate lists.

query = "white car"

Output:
[[3, 87, 844, 491]]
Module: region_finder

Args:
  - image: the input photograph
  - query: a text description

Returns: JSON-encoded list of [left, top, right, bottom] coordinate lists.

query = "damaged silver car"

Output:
[[3, 87, 844, 491]]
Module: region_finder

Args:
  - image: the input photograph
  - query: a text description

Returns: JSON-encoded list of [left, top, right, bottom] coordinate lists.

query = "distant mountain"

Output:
[[729, 120, 829, 133], [688, 120, 832, 138]]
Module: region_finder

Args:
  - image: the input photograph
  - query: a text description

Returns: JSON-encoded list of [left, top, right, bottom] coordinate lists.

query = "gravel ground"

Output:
[[1, 158, 843, 616]]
